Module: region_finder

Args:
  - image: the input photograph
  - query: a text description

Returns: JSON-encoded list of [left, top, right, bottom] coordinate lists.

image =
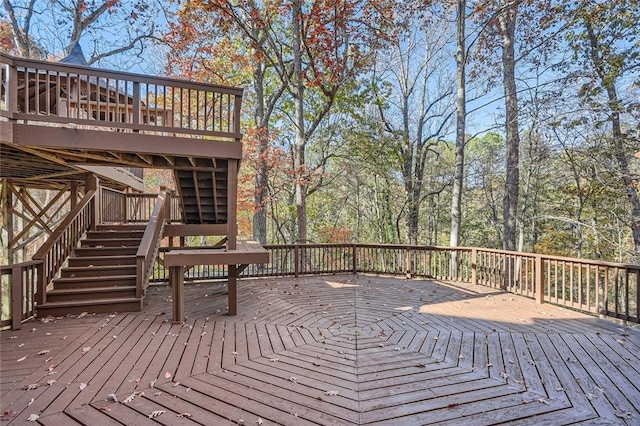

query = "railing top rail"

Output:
[[472, 246, 639, 269], [0, 260, 42, 270], [136, 191, 166, 258], [32, 189, 95, 260], [1, 52, 244, 97]]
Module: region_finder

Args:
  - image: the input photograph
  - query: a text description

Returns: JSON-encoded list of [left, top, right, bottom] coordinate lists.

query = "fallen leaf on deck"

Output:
[[107, 393, 118, 403], [177, 413, 192, 418], [148, 410, 165, 418], [288, 377, 298, 383], [164, 372, 172, 379], [25, 384, 39, 390], [122, 393, 137, 404], [82, 347, 91, 354], [38, 350, 50, 356], [1, 410, 17, 421], [269, 358, 279, 362], [500, 372, 509, 379], [79, 383, 87, 391], [614, 411, 632, 420], [27, 414, 40, 422], [47, 380, 56, 386], [28, 398, 34, 406], [324, 390, 340, 396], [17, 356, 26, 362], [99, 407, 111, 412], [256, 418, 263, 425], [150, 379, 157, 388], [18, 343, 24, 348], [77, 312, 88, 319]]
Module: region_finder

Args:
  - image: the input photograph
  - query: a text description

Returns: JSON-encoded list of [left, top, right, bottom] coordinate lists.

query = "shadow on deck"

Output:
[[1, 275, 639, 425]]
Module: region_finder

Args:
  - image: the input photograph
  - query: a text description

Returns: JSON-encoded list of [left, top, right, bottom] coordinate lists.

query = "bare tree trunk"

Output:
[[450, 0, 466, 249], [292, 0, 307, 243], [585, 23, 640, 259], [252, 64, 268, 245], [499, 2, 520, 252]]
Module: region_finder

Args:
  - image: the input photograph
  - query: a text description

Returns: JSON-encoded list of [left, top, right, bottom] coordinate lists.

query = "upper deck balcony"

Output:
[[0, 52, 244, 185]]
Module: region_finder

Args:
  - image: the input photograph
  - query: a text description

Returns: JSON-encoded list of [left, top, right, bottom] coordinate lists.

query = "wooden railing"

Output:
[[100, 188, 182, 223], [0, 261, 40, 330], [2, 236, 637, 328], [136, 191, 167, 298], [151, 244, 639, 324], [32, 190, 96, 307], [1, 53, 243, 140]]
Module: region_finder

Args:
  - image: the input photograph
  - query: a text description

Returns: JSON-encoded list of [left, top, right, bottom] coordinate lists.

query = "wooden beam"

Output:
[[5, 122, 243, 159], [164, 224, 227, 237], [164, 242, 268, 267]]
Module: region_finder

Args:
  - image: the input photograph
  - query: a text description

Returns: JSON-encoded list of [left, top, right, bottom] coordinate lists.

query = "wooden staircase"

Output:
[[36, 224, 146, 317], [175, 162, 228, 224]]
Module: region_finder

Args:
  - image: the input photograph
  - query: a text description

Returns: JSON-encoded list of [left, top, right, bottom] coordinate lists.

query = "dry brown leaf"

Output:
[[79, 383, 87, 391], [38, 350, 50, 356], [164, 372, 172, 379], [1, 410, 17, 421], [27, 414, 39, 422], [148, 410, 165, 419], [25, 384, 39, 390], [122, 393, 136, 404], [17, 356, 26, 362]]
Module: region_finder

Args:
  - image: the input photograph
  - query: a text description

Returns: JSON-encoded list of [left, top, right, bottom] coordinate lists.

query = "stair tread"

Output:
[[54, 274, 136, 282], [63, 265, 135, 271], [38, 297, 142, 308], [49, 286, 137, 294]]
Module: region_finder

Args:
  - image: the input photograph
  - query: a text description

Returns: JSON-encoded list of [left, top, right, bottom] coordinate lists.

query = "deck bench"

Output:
[[164, 240, 269, 322]]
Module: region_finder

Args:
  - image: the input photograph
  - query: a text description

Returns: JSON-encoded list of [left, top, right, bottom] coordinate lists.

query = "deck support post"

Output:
[[535, 255, 544, 304], [352, 244, 357, 274], [228, 264, 238, 316], [471, 248, 477, 286], [85, 173, 99, 230], [170, 265, 184, 323], [11, 264, 23, 330]]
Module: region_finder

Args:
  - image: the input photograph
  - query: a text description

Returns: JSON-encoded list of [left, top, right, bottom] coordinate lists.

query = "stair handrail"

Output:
[[33, 189, 97, 306], [136, 190, 167, 298]]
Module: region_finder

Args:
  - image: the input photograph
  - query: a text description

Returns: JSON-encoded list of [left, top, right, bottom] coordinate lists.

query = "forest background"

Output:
[[1, 0, 639, 264]]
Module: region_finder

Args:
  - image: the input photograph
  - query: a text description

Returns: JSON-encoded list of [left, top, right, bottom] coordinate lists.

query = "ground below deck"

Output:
[[1, 275, 639, 425]]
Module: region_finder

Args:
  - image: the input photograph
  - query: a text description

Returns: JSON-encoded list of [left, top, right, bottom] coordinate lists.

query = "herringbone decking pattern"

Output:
[[2, 275, 639, 425]]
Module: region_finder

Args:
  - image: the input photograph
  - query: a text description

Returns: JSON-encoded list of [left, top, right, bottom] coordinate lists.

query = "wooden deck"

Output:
[[2, 274, 639, 425]]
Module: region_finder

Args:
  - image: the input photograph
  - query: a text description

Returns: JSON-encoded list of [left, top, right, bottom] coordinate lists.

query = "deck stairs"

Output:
[[36, 224, 146, 317], [175, 164, 228, 224]]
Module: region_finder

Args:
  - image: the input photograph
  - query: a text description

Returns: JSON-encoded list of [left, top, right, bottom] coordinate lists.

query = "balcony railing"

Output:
[[1, 53, 243, 141], [153, 244, 639, 324], [101, 187, 181, 223], [3, 241, 638, 330]]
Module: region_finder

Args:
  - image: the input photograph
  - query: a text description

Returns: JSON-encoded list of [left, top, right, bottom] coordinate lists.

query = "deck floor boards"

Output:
[[2, 274, 639, 425]]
